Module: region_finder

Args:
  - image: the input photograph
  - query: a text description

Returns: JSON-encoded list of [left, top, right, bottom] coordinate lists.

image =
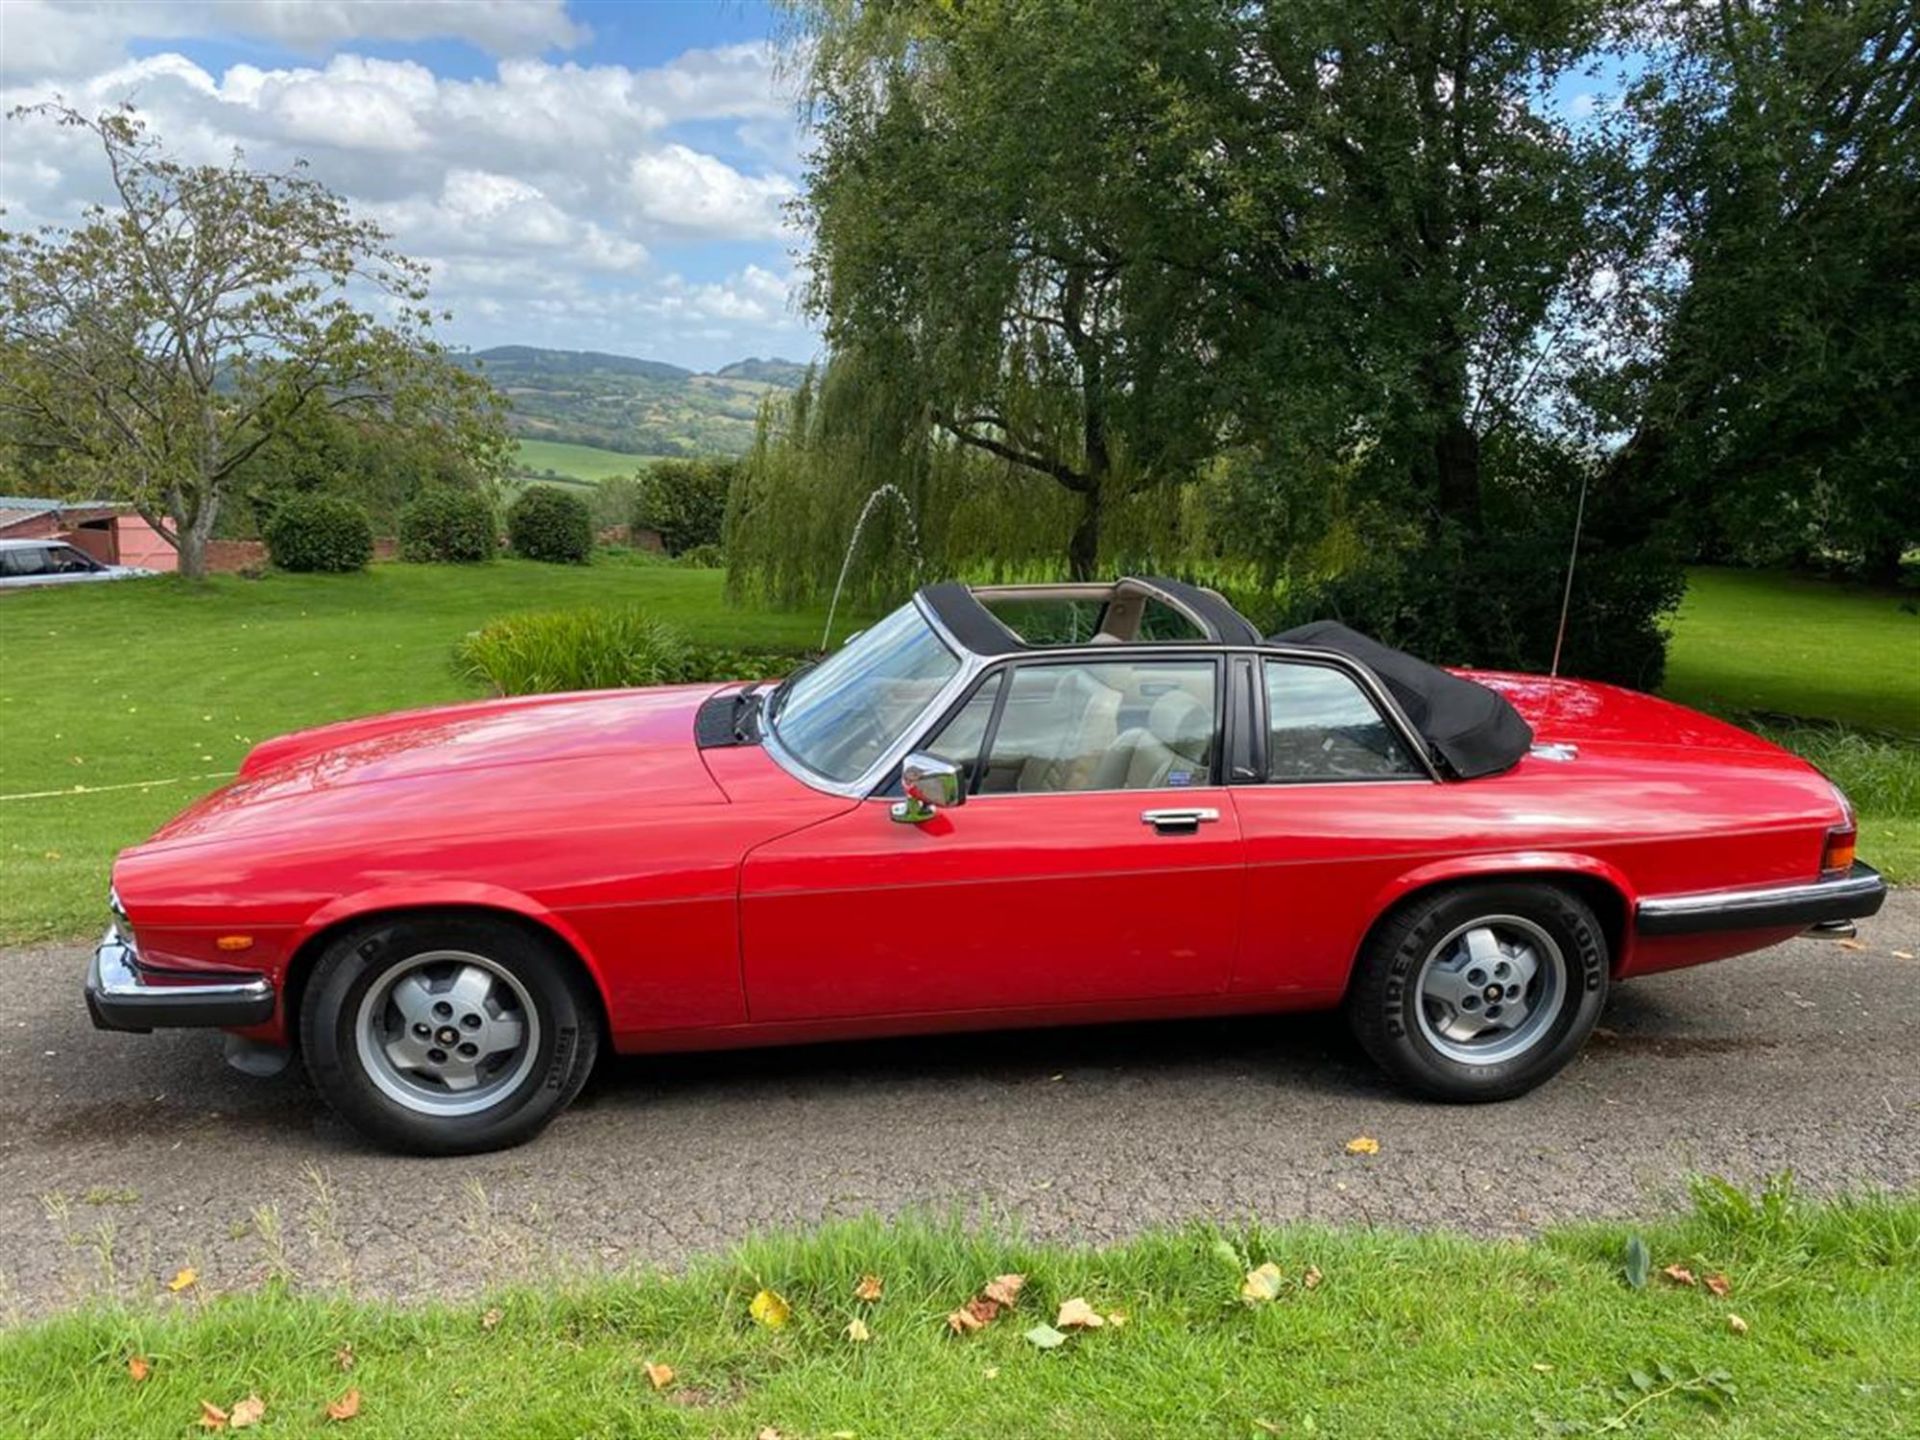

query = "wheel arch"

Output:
[[279, 886, 610, 1046], [1351, 853, 1636, 990]]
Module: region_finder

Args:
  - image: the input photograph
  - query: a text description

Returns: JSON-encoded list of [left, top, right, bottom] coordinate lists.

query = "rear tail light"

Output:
[[1821, 824, 1857, 877]]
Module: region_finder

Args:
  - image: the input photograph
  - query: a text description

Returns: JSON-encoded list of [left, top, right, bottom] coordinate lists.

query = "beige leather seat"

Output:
[[1091, 689, 1213, 790], [1015, 667, 1122, 791]]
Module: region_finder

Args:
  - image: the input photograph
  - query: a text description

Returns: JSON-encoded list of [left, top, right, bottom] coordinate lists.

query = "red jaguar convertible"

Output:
[[88, 577, 1885, 1153]]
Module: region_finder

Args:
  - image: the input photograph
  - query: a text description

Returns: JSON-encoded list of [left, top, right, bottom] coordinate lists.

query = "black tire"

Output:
[[299, 913, 600, 1155], [1347, 881, 1609, 1102]]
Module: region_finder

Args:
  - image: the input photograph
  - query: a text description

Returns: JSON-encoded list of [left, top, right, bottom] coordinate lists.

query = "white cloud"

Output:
[[627, 144, 796, 240], [0, 36, 816, 364], [0, 1, 584, 81]]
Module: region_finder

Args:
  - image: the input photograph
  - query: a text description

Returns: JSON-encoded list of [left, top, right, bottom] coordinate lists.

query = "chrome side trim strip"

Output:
[[1636, 862, 1887, 936]]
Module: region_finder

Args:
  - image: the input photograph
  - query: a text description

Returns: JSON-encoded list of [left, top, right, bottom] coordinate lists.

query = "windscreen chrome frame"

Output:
[[760, 593, 992, 800]]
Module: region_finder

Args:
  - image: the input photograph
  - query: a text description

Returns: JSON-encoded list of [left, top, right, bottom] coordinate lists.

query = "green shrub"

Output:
[[507, 484, 593, 563], [676, 542, 725, 569], [263, 494, 374, 573], [454, 607, 805, 696], [636, 458, 735, 555], [398, 489, 497, 563]]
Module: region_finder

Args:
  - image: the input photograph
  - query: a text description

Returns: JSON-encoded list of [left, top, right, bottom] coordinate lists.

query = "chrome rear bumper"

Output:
[[85, 926, 275, 1033], [1636, 862, 1888, 937]]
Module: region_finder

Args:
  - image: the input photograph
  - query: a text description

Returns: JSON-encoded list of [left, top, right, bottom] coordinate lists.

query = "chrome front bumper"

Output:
[[85, 925, 276, 1033], [1636, 862, 1888, 937]]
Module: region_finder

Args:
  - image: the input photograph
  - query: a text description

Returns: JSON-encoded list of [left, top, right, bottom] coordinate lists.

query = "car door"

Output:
[[1224, 654, 1450, 1003], [739, 654, 1244, 1022]]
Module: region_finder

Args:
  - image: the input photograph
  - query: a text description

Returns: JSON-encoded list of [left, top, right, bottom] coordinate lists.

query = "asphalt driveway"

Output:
[[2, 893, 1916, 1317]]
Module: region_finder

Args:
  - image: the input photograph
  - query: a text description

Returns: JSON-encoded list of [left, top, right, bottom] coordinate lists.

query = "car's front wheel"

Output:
[[1347, 881, 1609, 1102], [300, 914, 600, 1155]]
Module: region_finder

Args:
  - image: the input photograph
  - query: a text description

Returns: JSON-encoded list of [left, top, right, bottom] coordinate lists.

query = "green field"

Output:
[[1665, 567, 1920, 879], [3, 1189, 1914, 1438], [511, 437, 651, 484], [0, 558, 834, 943]]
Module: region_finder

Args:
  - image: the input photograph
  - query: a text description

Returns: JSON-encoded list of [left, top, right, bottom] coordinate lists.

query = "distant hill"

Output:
[[715, 357, 812, 386], [463, 346, 809, 460]]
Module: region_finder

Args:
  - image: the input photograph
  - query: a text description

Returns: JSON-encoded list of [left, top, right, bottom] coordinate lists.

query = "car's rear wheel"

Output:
[[1347, 881, 1609, 1102], [300, 914, 599, 1155]]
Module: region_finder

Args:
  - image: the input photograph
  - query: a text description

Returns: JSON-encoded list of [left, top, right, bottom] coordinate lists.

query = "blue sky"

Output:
[[0, 0, 817, 370]]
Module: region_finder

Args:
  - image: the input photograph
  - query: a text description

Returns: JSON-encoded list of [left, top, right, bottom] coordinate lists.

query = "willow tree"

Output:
[[0, 104, 505, 577], [788, 0, 1284, 578]]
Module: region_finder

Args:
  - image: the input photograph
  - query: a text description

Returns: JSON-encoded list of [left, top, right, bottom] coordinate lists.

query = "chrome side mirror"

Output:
[[891, 751, 965, 824]]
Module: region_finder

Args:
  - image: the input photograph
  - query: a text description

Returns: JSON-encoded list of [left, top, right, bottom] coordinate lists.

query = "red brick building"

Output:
[[0, 496, 177, 571]]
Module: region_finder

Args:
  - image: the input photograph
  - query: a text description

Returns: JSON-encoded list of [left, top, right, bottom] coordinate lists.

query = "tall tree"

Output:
[[1237, 0, 1616, 535], [0, 104, 505, 577], [1602, 0, 1918, 579]]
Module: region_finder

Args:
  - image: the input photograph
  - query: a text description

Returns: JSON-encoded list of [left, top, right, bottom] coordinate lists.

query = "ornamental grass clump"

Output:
[[454, 607, 693, 695]]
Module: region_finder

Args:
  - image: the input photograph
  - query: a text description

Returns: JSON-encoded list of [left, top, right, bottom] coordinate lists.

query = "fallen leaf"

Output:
[[983, 1273, 1025, 1307], [964, 1297, 1002, 1326], [749, 1289, 792, 1329], [982, 1366, 1001, 1379], [1106, 1309, 1128, 1327], [481, 1307, 502, 1331], [128, 1355, 151, 1383], [325, 1389, 361, 1422], [947, 1307, 985, 1335], [1532, 1362, 1555, 1373], [168, 1266, 198, 1293], [1241, 1261, 1284, 1303], [854, 1273, 884, 1302], [1704, 1273, 1732, 1297], [197, 1400, 229, 1431], [1728, 1313, 1750, 1336], [757, 1429, 783, 1440], [845, 1317, 871, 1343], [1303, 1265, 1323, 1290], [644, 1362, 674, 1391], [334, 1344, 355, 1372], [1056, 1297, 1104, 1329], [1024, 1322, 1068, 1349], [1623, 1234, 1651, 1289], [1661, 1263, 1698, 1286], [230, 1395, 265, 1429], [1345, 1135, 1380, 1155]]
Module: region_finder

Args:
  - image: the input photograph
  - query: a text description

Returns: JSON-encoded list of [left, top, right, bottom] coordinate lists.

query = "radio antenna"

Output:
[[1549, 470, 1591, 681]]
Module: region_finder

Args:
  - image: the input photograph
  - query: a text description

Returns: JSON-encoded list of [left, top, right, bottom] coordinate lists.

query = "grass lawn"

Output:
[[0, 557, 831, 944], [1664, 566, 1920, 883], [513, 437, 653, 484], [1664, 567, 1918, 736], [3, 1189, 1914, 1438]]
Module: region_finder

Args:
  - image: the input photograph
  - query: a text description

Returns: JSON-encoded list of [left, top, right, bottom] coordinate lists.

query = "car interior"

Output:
[[932, 659, 1220, 794]]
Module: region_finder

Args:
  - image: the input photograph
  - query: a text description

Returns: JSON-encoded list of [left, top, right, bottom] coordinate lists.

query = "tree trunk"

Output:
[[1862, 534, 1907, 587], [1068, 483, 1101, 581], [172, 493, 220, 580], [1434, 414, 1482, 531], [175, 525, 209, 579]]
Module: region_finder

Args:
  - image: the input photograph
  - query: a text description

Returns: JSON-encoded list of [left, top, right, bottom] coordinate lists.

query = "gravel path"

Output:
[[3, 894, 1916, 1317]]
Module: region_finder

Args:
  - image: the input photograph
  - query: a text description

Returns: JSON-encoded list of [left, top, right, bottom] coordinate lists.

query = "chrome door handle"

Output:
[[1141, 807, 1220, 834]]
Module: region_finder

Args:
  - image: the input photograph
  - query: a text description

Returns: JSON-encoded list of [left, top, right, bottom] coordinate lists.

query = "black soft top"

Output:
[[1272, 620, 1534, 779]]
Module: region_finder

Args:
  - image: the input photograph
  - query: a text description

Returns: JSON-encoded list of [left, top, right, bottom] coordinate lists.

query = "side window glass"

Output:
[[1264, 661, 1420, 781], [922, 672, 1004, 793], [979, 660, 1217, 793]]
